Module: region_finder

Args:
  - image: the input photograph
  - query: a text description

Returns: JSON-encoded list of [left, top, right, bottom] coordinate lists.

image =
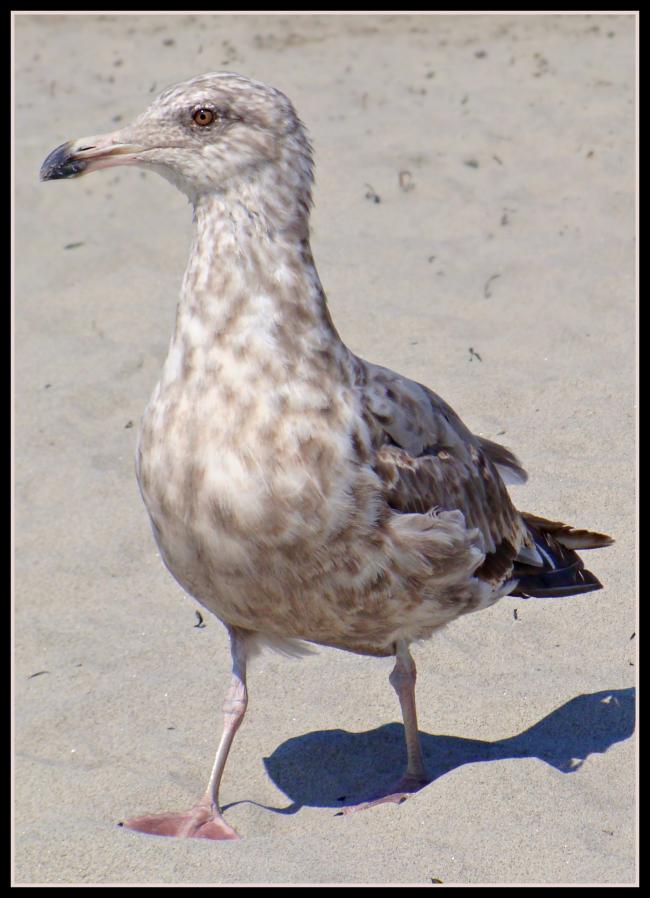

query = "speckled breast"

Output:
[[134, 373, 385, 636]]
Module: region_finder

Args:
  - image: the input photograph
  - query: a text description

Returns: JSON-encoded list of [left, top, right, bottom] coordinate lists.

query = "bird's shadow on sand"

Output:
[[225, 688, 634, 814]]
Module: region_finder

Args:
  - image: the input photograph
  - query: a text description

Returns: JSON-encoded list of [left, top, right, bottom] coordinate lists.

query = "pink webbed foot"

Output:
[[338, 772, 430, 816], [120, 802, 241, 840]]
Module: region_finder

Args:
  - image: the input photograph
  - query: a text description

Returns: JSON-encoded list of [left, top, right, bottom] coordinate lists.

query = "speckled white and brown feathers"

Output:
[[110, 72, 612, 658], [356, 360, 533, 588]]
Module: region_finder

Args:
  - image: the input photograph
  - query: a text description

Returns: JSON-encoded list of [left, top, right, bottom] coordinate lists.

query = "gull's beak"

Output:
[[40, 131, 146, 181]]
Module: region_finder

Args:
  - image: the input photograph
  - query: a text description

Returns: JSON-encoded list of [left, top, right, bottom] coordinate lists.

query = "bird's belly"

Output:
[[135, 384, 388, 637], [134, 378, 484, 651], [137, 440, 475, 653]]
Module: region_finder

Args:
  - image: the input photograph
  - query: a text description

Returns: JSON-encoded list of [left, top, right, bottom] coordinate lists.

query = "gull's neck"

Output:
[[160, 188, 350, 391]]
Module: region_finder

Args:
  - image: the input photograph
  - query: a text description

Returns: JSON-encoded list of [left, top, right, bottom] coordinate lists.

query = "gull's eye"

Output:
[[193, 107, 215, 127]]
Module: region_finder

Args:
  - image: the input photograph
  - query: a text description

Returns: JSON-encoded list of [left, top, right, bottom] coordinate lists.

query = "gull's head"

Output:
[[40, 72, 313, 205]]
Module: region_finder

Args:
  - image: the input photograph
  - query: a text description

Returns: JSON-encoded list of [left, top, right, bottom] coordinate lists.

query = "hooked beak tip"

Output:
[[40, 141, 87, 181]]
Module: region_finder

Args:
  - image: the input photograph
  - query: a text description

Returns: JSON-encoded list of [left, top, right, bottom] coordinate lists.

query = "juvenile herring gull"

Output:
[[40, 72, 613, 840]]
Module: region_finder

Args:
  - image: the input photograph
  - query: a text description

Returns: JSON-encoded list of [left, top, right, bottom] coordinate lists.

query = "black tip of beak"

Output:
[[40, 141, 88, 181]]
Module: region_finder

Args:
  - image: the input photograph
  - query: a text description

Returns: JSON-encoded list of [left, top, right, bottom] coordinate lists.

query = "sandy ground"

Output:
[[13, 13, 636, 886]]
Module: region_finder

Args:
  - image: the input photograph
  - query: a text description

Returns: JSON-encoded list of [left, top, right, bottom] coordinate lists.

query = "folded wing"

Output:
[[356, 359, 612, 596]]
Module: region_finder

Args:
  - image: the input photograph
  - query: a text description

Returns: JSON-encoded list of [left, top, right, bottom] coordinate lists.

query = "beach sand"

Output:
[[14, 13, 636, 885]]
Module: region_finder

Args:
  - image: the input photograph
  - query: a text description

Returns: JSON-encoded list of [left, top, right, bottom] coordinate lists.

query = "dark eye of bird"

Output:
[[193, 108, 215, 126]]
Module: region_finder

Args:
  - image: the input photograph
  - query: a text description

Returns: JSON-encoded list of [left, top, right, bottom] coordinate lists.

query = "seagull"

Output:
[[40, 72, 613, 841]]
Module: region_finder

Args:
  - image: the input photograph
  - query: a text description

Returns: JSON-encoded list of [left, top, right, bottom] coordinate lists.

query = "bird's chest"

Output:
[[135, 365, 363, 587]]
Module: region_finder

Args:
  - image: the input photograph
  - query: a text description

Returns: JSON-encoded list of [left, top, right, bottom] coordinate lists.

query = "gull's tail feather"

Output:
[[510, 513, 613, 599], [520, 512, 614, 550]]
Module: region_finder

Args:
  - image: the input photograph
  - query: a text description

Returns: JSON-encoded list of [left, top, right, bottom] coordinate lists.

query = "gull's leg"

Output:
[[341, 640, 430, 814], [121, 626, 249, 840]]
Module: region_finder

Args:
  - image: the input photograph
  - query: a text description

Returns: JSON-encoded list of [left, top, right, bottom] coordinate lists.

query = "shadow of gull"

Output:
[[226, 688, 634, 814]]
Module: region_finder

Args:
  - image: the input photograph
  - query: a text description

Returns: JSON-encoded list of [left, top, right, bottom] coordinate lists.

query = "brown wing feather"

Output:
[[358, 359, 529, 587], [520, 512, 614, 550]]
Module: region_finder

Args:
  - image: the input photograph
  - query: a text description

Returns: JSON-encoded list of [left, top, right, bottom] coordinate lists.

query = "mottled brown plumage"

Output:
[[41, 72, 612, 840]]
